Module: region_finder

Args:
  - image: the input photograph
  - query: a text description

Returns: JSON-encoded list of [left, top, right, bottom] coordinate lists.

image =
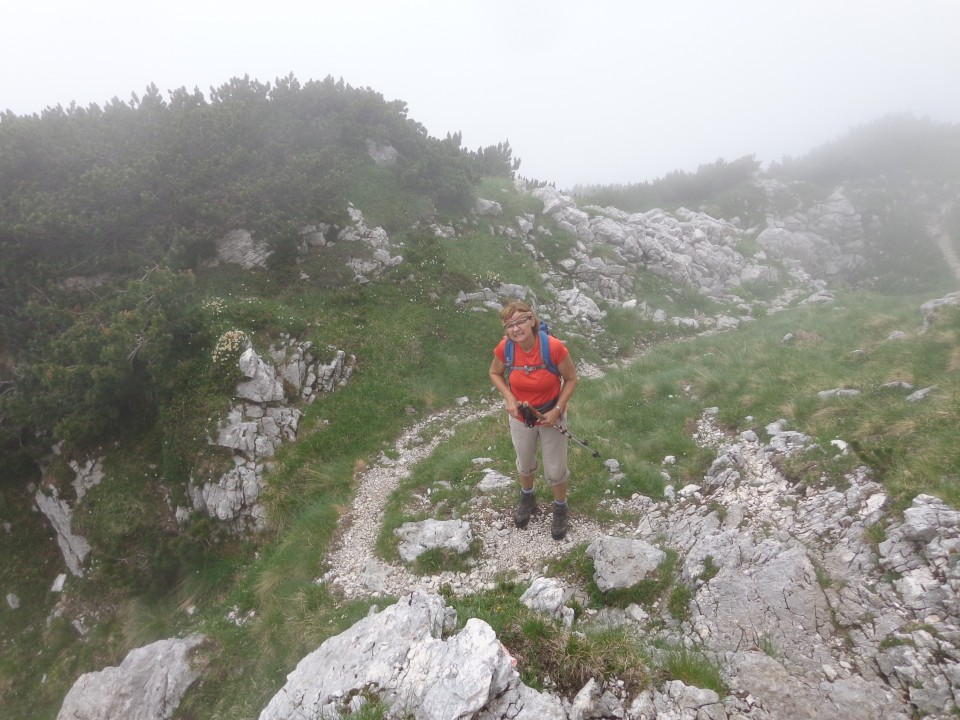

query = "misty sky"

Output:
[[3, 0, 959, 189]]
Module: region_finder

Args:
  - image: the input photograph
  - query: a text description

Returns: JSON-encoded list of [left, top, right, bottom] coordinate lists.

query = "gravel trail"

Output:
[[318, 395, 621, 599]]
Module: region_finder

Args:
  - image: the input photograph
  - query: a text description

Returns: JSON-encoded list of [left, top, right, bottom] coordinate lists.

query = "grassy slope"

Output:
[[2, 174, 959, 717]]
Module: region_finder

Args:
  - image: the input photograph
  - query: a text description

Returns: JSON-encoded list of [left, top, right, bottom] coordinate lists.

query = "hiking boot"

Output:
[[551, 503, 569, 540], [514, 491, 537, 529]]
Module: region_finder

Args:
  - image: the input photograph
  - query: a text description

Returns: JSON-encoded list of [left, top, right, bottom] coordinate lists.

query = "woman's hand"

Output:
[[540, 406, 562, 426]]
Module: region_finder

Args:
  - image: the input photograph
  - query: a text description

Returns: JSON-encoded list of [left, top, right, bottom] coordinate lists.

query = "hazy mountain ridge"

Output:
[[1, 86, 958, 718]]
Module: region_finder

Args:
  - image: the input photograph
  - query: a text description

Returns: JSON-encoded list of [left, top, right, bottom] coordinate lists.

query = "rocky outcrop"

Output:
[[366, 139, 398, 167], [339, 204, 403, 282], [258, 591, 565, 720], [183, 341, 354, 530], [921, 290, 960, 330], [532, 185, 783, 305], [619, 408, 957, 719], [455, 283, 537, 312], [34, 456, 104, 576], [57, 635, 205, 720], [214, 204, 403, 283], [755, 180, 867, 280], [475, 197, 504, 217], [215, 229, 273, 269]]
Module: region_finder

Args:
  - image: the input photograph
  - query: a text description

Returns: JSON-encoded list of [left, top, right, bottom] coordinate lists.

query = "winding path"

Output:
[[318, 395, 618, 599]]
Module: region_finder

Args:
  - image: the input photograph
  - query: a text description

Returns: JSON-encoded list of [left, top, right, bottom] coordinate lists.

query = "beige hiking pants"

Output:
[[508, 411, 570, 486]]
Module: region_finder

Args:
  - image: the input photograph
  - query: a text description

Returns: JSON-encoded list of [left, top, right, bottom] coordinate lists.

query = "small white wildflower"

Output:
[[212, 329, 250, 364]]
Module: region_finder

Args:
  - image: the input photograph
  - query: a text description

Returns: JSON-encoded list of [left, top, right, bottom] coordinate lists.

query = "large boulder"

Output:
[[394, 518, 473, 562], [57, 635, 205, 720], [258, 591, 565, 720]]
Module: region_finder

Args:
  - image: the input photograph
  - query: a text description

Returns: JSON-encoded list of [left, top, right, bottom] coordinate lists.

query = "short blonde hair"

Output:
[[500, 300, 537, 328]]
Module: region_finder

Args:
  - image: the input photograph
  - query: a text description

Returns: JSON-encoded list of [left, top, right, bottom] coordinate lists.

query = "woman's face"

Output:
[[503, 311, 534, 342]]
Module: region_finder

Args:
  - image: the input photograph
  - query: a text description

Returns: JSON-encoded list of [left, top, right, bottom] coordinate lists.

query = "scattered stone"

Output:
[[818, 387, 861, 400], [520, 577, 570, 620], [586, 536, 666, 591], [906, 385, 938, 402], [394, 519, 473, 562], [476, 469, 514, 492]]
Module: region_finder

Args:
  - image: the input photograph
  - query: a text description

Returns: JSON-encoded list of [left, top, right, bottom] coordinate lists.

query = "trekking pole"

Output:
[[525, 404, 601, 458]]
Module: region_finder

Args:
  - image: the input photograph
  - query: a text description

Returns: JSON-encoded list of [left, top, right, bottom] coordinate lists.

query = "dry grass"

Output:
[[882, 418, 919, 439], [501, 617, 649, 698], [949, 346, 960, 373]]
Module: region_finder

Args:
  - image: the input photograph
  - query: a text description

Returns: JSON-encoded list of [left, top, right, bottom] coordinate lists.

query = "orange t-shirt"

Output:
[[494, 334, 568, 407]]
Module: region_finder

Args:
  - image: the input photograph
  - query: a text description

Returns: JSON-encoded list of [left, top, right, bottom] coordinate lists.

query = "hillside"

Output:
[[1, 83, 959, 719]]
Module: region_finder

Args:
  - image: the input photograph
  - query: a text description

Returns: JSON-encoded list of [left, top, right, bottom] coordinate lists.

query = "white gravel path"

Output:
[[317, 394, 625, 599]]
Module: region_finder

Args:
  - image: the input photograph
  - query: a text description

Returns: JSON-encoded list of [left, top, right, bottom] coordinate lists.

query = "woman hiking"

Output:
[[489, 301, 578, 540]]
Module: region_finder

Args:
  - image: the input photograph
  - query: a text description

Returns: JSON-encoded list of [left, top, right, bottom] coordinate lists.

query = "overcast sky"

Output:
[[3, 0, 959, 188]]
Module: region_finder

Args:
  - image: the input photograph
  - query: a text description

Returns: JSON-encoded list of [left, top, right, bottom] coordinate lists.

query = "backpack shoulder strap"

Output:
[[539, 329, 560, 376], [504, 338, 515, 377]]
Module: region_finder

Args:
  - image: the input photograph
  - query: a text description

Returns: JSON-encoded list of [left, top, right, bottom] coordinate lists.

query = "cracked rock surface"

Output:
[[312, 400, 959, 719]]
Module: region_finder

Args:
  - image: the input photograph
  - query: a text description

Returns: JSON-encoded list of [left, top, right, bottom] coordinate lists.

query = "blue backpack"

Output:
[[504, 321, 560, 381]]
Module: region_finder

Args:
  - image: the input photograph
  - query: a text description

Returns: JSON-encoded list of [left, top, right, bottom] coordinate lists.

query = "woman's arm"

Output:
[[489, 356, 521, 419], [541, 355, 577, 426]]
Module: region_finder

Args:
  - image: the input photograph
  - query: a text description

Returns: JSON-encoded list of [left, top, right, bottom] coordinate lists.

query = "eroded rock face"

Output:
[[215, 229, 273, 269], [34, 457, 104, 576], [366, 138, 398, 167], [236, 348, 286, 403], [531, 185, 776, 304], [625, 408, 955, 719], [339, 205, 403, 282], [184, 342, 354, 531], [755, 181, 867, 280]]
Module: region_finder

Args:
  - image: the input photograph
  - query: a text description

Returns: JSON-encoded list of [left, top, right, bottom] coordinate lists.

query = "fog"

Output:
[[3, 0, 959, 188]]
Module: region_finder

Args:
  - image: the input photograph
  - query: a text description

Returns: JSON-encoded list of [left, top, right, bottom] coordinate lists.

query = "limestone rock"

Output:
[[57, 635, 205, 720], [366, 139, 398, 166], [215, 229, 272, 269], [258, 591, 564, 720], [394, 518, 473, 562], [34, 457, 104, 576], [475, 197, 503, 216], [586, 536, 666, 591], [519, 577, 569, 619], [236, 348, 285, 403]]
